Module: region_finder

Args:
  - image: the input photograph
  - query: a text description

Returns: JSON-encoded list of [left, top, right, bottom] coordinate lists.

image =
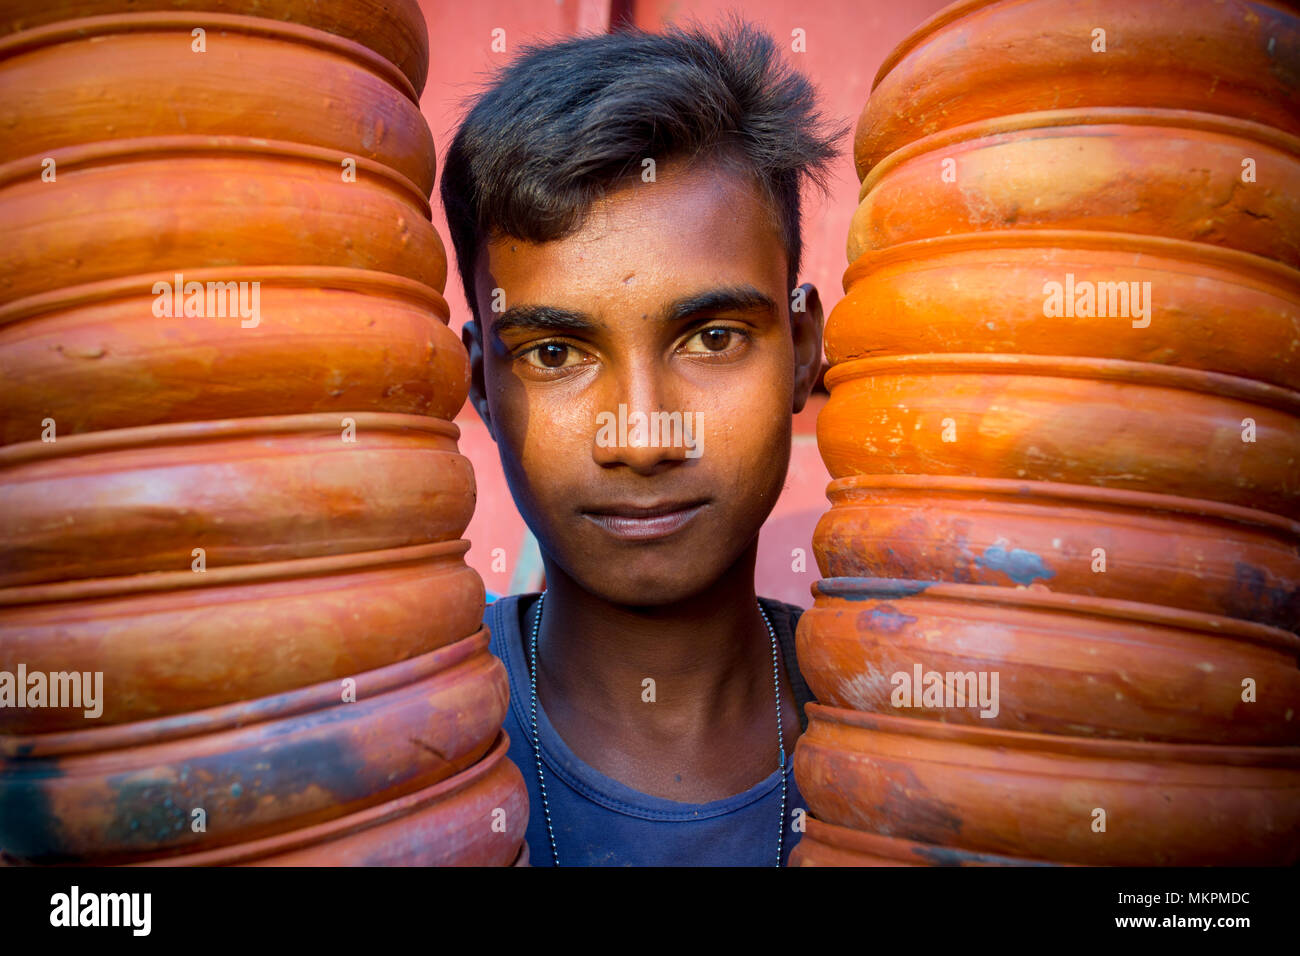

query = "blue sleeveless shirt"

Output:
[[485, 593, 815, 867]]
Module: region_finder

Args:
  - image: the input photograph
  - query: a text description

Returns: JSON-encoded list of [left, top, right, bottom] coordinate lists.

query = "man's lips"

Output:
[[580, 500, 710, 540]]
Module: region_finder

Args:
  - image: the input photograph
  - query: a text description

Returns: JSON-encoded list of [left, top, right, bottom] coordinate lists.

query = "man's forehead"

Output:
[[475, 160, 785, 292]]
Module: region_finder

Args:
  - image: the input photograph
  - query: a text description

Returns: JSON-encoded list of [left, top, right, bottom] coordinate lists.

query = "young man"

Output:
[[440, 20, 842, 866]]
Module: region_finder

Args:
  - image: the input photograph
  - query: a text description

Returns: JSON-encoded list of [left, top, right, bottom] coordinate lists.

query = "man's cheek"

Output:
[[491, 387, 548, 467], [701, 401, 783, 468], [515, 406, 591, 475]]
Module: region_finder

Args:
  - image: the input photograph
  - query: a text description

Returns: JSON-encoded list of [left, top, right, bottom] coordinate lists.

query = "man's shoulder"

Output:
[[484, 592, 538, 659], [758, 595, 805, 628]]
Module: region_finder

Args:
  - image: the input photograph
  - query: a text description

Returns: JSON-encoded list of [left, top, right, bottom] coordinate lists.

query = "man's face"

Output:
[[467, 159, 822, 606]]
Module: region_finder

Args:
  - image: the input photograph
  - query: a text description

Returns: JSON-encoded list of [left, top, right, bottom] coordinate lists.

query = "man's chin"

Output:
[[560, 556, 723, 609], [585, 579, 716, 609]]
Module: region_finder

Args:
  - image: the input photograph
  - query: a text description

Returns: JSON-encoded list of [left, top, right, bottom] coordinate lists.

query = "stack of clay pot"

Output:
[[793, 0, 1300, 866], [0, 1, 526, 865]]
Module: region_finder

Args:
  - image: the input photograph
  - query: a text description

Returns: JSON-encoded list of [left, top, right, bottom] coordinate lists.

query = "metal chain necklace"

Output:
[[527, 590, 787, 867]]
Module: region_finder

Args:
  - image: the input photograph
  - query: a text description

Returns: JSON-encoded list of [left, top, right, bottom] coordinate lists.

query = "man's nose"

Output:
[[590, 372, 695, 474]]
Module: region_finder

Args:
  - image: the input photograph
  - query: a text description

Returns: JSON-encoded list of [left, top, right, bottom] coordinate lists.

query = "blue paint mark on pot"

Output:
[[858, 604, 917, 634], [0, 764, 65, 862], [1232, 561, 1298, 628], [820, 577, 935, 600], [912, 842, 1058, 867], [976, 544, 1054, 585]]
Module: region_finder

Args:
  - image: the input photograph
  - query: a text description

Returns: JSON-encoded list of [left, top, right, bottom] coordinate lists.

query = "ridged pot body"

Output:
[[815, 476, 1300, 630], [789, 816, 1060, 867], [0, 415, 474, 586], [813, 0, 1300, 871], [0, 17, 435, 193], [0, 273, 468, 444], [0, 0, 431, 94], [135, 734, 528, 867], [794, 704, 1300, 865], [819, 356, 1300, 519], [826, 235, 1300, 390], [0, 0, 515, 867], [855, 0, 1300, 177], [0, 144, 445, 308], [850, 113, 1300, 268], [0, 630, 506, 863], [796, 579, 1300, 744], [0, 544, 485, 730]]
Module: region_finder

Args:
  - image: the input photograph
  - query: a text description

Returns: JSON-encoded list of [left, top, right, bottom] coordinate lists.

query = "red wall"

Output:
[[416, 0, 951, 604]]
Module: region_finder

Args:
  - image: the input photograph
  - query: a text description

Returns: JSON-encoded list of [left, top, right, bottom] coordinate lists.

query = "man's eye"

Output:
[[523, 342, 581, 369], [682, 327, 744, 354]]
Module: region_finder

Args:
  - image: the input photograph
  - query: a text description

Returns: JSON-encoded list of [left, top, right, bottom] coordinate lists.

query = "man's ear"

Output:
[[790, 282, 824, 414], [463, 317, 496, 442]]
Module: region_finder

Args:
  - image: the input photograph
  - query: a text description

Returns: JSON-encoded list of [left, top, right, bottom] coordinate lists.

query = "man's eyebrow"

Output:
[[665, 285, 778, 323], [491, 305, 599, 337], [489, 285, 777, 337]]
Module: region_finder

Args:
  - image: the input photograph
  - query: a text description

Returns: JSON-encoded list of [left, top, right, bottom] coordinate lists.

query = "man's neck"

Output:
[[527, 546, 798, 801]]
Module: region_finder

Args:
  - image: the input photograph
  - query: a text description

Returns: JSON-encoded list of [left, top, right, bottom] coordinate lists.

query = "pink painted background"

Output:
[[416, 0, 951, 604]]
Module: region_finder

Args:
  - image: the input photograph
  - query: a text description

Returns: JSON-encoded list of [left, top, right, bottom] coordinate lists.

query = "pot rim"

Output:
[[0, 10, 419, 105], [805, 702, 1300, 766], [802, 816, 1064, 866], [872, 0, 1001, 89], [0, 410, 459, 470], [858, 107, 1300, 199], [0, 537, 470, 608], [810, 576, 1300, 653], [1, 625, 490, 759], [823, 474, 1300, 536], [127, 731, 514, 866], [0, 134, 430, 213], [870, 0, 1299, 92], [0, 265, 450, 330], [841, 229, 1300, 293], [823, 352, 1300, 416]]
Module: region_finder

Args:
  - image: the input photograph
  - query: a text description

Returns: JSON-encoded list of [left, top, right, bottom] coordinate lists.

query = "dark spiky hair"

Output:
[[440, 18, 845, 320]]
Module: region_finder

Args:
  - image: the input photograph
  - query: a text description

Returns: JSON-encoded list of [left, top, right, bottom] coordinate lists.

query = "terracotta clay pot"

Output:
[[796, 577, 1300, 744], [826, 232, 1300, 390], [0, 542, 484, 730], [819, 354, 1300, 519], [850, 110, 1300, 268], [0, 1, 430, 97], [130, 733, 528, 867], [0, 413, 474, 586], [0, 138, 445, 308], [0, 628, 506, 864], [246, 739, 527, 868], [790, 816, 1062, 867], [794, 704, 1300, 865], [0, 268, 467, 445], [856, 0, 1300, 178], [815, 475, 1300, 630], [0, 14, 434, 193]]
